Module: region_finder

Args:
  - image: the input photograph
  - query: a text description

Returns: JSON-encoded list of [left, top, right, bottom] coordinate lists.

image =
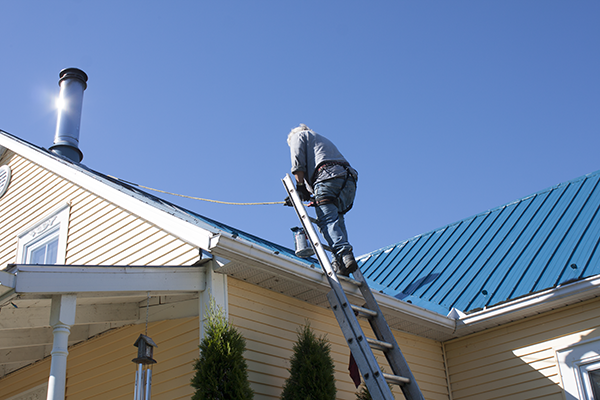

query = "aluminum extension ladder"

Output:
[[283, 174, 425, 400]]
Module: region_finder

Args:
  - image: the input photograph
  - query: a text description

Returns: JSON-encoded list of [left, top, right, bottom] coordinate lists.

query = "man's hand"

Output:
[[296, 182, 312, 201]]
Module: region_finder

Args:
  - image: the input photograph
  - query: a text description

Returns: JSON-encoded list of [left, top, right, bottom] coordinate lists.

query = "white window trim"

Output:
[[16, 203, 70, 265], [556, 336, 600, 400], [580, 361, 600, 399]]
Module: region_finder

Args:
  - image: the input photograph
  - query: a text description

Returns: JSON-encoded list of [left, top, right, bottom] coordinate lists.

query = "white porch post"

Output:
[[199, 260, 228, 340], [47, 294, 77, 400]]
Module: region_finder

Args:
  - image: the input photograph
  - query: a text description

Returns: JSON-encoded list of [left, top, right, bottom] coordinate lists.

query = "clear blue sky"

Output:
[[1, 1, 599, 258]]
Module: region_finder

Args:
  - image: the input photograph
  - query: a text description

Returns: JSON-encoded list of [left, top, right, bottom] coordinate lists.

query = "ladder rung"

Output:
[[351, 304, 378, 318], [383, 372, 410, 385], [312, 241, 333, 252], [366, 337, 394, 351]]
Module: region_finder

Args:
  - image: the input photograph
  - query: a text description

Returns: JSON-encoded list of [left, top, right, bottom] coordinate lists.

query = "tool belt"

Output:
[[313, 161, 357, 214], [311, 160, 351, 184]]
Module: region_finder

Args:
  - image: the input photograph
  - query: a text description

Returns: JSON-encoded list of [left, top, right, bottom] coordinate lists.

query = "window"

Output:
[[580, 361, 600, 400], [17, 203, 70, 265], [557, 337, 600, 400], [28, 234, 59, 264]]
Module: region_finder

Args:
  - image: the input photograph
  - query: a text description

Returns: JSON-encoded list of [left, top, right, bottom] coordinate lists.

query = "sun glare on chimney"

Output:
[[55, 95, 67, 111]]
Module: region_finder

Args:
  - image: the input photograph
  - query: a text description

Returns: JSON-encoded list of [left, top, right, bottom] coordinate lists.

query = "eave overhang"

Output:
[[211, 233, 458, 341]]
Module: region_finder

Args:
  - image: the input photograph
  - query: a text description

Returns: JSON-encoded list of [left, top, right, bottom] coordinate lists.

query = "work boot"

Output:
[[338, 250, 358, 277]]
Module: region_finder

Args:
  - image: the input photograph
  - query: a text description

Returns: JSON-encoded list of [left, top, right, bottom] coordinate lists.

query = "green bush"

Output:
[[281, 322, 336, 400], [191, 300, 253, 400]]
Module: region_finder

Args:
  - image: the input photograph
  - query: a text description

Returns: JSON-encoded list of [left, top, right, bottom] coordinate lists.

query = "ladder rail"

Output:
[[282, 174, 425, 400], [353, 268, 425, 400], [282, 175, 394, 400]]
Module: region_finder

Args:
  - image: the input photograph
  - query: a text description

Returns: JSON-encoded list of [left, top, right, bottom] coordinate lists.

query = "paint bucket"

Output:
[[291, 227, 314, 258]]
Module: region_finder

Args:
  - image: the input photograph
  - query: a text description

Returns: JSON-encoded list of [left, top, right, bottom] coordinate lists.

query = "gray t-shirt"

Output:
[[289, 130, 357, 186]]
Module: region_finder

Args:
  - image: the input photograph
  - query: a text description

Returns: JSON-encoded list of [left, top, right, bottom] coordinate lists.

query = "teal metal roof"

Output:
[[359, 170, 600, 315]]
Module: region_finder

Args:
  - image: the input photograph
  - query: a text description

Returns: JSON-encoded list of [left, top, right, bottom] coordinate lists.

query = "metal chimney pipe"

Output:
[[50, 68, 88, 162]]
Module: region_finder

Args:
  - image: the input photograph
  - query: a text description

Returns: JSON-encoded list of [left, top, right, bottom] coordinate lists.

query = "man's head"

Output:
[[287, 123, 312, 146]]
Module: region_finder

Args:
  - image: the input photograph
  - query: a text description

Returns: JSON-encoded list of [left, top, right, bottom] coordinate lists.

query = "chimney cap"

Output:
[[58, 68, 88, 89]]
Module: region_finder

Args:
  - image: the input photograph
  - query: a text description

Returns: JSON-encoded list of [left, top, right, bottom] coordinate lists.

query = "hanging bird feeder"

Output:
[[132, 334, 157, 400]]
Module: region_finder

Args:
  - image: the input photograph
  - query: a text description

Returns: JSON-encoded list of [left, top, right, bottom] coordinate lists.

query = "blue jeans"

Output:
[[314, 176, 357, 256]]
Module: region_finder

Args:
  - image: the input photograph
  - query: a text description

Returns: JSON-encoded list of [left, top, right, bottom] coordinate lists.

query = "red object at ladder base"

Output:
[[349, 353, 361, 388]]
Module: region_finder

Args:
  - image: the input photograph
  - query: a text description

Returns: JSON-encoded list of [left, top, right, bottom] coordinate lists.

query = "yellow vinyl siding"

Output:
[[445, 297, 600, 400], [0, 153, 198, 269], [228, 278, 449, 400], [64, 318, 199, 400], [0, 317, 200, 400], [0, 361, 50, 400], [0, 153, 78, 266]]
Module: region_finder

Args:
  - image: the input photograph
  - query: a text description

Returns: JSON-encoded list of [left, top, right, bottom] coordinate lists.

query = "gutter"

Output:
[[454, 274, 600, 336]]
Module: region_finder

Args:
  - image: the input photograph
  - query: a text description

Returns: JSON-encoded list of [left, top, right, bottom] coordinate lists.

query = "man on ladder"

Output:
[[287, 123, 360, 276], [284, 125, 425, 400]]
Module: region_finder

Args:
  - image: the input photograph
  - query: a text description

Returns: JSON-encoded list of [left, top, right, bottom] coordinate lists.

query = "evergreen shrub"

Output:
[[281, 322, 336, 400], [191, 300, 253, 400]]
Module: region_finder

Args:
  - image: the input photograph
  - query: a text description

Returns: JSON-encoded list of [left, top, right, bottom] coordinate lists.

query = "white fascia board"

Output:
[[0, 271, 15, 301], [212, 234, 457, 332], [0, 134, 215, 250], [211, 233, 332, 290], [455, 274, 600, 336], [13, 265, 206, 294], [0, 270, 15, 289]]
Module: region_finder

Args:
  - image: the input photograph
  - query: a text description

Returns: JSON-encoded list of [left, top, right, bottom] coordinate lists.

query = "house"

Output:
[[0, 69, 599, 400]]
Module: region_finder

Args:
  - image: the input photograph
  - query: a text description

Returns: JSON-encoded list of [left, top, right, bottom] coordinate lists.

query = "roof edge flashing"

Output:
[[454, 274, 600, 335]]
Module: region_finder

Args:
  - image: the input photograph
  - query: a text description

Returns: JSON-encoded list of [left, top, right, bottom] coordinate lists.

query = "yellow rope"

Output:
[[108, 175, 285, 205]]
